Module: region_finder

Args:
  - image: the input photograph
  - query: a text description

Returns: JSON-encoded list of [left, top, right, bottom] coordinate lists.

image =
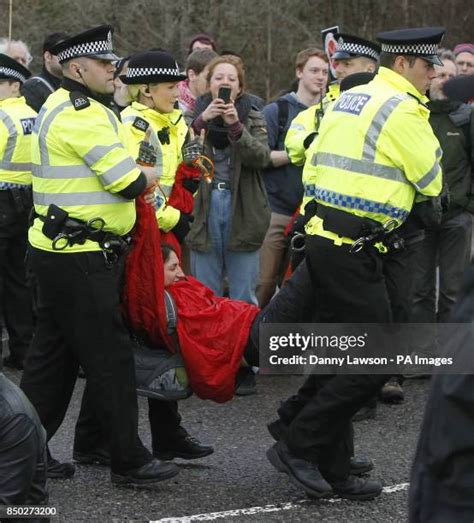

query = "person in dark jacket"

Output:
[[411, 51, 474, 328], [188, 55, 271, 305], [21, 33, 68, 112], [0, 368, 48, 522], [409, 264, 474, 523], [256, 48, 328, 308]]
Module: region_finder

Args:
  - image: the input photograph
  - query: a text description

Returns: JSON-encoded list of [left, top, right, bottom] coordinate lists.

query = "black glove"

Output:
[[137, 140, 156, 166], [412, 197, 442, 229], [182, 178, 200, 194], [182, 137, 203, 165], [172, 212, 194, 243]]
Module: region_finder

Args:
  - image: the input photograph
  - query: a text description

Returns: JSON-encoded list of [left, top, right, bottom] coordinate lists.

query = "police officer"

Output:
[[284, 34, 381, 268], [0, 54, 35, 371], [20, 25, 179, 486], [285, 34, 380, 170], [121, 50, 194, 243], [73, 50, 213, 464], [266, 27, 444, 500]]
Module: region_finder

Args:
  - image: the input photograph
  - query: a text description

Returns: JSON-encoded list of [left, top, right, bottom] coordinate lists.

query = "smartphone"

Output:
[[218, 85, 232, 103]]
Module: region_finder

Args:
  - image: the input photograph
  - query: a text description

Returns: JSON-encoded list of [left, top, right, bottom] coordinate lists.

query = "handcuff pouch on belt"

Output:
[[289, 200, 319, 253], [40, 204, 130, 263]]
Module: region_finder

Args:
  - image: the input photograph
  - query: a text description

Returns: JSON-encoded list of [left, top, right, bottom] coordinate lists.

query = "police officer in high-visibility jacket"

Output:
[[20, 25, 179, 487], [285, 34, 380, 169], [0, 54, 35, 371], [73, 49, 214, 464], [121, 51, 193, 243], [266, 27, 444, 501], [285, 34, 381, 243]]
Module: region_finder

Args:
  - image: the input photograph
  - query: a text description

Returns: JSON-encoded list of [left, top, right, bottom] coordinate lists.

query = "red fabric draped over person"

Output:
[[124, 194, 259, 403], [160, 162, 201, 258]]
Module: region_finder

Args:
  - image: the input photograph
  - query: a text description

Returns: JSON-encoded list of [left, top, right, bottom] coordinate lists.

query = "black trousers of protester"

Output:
[[278, 235, 390, 481], [0, 191, 33, 365], [20, 248, 151, 474], [0, 373, 48, 523], [74, 382, 183, 455]]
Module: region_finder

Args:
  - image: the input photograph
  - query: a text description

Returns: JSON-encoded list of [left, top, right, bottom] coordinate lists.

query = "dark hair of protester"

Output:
[[206, 54, 246, 92], [161, 243, 175, 263], [42, 32, 68, 53], [188, 33, 217, 54], [185, 48, 218, 74]]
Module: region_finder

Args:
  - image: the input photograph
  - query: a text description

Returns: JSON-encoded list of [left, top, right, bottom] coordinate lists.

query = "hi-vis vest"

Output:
[[304, 67, 442, 239], [122, 103, 188, 232], [285, 83, 340, 167], [29, 88, 141, 253], [285, 84, 340, 215], [0, 96, 37, 185]]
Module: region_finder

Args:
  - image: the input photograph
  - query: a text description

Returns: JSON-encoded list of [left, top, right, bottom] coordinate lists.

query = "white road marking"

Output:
[[153, 482, 410, 522]]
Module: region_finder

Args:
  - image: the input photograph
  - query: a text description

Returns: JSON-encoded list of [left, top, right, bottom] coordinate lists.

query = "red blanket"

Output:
[[124, 194, 259, 403]]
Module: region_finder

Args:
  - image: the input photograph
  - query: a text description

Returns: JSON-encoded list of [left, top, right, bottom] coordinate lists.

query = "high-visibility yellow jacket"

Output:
[[0, 96, 37, 185], [122, 102, 188, 232], [285, 83, 340, 167], [304, 67, 442, 239], [29, 88, 141, 253]]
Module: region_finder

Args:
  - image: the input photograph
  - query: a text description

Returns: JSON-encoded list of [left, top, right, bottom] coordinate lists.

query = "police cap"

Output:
[[0, 53, 31, 83], [376, 27, 445, 66], [333, 34, 381, 62], [50, 25, 119, 64], [121, 51, 187, 85]]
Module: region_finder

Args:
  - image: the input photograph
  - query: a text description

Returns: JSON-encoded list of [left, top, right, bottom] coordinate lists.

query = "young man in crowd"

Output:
[[257, 48, 328, 307]]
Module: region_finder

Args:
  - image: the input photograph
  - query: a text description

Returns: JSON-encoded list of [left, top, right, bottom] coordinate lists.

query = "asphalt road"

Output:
[[3, 369, 429, 523]]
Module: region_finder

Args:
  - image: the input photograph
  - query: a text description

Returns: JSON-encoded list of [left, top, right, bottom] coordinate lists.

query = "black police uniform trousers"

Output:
[[277, 235, 390, 480], [74, 383, 184, 455], [0, 190, 34, 365], [20, 247, 152, 474], [0, 373, 48, 523]]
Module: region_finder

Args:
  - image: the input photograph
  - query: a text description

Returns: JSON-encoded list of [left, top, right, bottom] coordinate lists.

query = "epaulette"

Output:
[[132, 116, 149, 132], [69, 91, 90, 111], [406, 92, 428, 109]]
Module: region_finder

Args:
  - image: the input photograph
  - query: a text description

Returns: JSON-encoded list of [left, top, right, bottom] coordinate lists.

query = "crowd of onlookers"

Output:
[[0, 26, 473, 518], [0, 28, 473, 394]]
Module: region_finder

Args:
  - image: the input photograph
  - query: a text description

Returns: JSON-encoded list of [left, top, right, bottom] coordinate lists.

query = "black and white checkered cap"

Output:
[[121, 51, 187, 84], [377, 27, 445, 65], [0, 53, 31, 83], [50, 25, 118, 64], [333, 33, 381, 61], [0, 66, 27, 83], [126, 66, 183, 78]]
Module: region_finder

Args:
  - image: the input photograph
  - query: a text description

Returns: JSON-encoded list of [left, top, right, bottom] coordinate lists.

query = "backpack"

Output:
[[275, 98, 290, 148], [133, 290, 192, 401]]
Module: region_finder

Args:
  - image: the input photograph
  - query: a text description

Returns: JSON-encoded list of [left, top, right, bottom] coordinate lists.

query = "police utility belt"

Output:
[[38, 204, 131, 261], [315, 204, 403, 254]]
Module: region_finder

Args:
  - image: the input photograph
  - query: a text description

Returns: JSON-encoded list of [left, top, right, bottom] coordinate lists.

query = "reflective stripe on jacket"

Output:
[[29, 88, 141, 253], [0, 97, 37, 185], [122, 102, 188, 232], [304, 67, 442, 235]]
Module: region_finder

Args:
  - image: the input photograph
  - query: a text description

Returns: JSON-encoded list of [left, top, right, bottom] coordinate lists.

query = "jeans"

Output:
[[191, 189, 260, 305]]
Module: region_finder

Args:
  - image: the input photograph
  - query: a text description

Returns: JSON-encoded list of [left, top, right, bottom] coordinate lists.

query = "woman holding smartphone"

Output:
[[188, 55, 271, 305]]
